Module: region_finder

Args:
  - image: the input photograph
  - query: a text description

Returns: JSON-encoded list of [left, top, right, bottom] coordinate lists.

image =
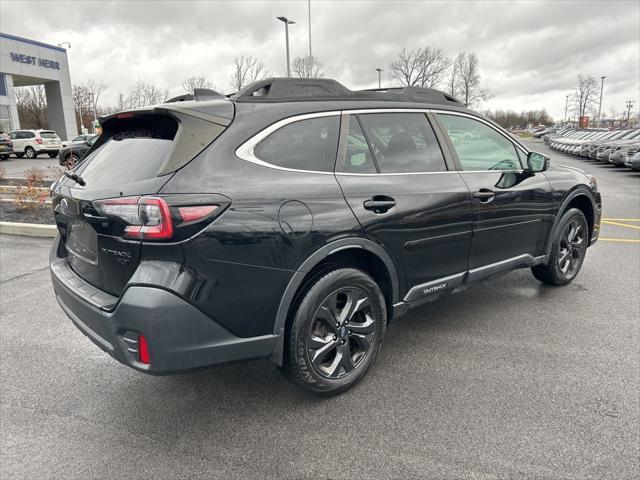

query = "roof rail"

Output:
[[232, 78, 462, 106]]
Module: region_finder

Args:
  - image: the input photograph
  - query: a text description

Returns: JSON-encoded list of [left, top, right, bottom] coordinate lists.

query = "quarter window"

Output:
[[438, 114, 522, 171], [254, 116, 340, 172], [357, 113, 446, 173]]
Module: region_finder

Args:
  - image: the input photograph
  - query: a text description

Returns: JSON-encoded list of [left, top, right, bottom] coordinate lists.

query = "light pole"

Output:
[[277, 16, 295, 77], [597, 76, 606, 126], [375, 68, 383, 88], [307, 0, 312, 58], [625, 100, 635, 127], [564, 94, 569, 123]]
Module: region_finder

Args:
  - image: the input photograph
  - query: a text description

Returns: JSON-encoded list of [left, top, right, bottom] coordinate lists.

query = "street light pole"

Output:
[[308, 0, 312, 58], [597, 76, 606, 126], [564, 94, 569, 123], [277, 16, 295, 77], [375, 68, 383, 88], [626, 100, 635, 127]]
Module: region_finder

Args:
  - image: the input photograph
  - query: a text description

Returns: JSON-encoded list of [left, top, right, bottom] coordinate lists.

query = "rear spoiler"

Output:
[[95, 103, 234, 176]]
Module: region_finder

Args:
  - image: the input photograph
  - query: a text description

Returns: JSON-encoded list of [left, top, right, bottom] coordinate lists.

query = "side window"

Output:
[[26, 131, 36, 138], [343, 117, 377, 173], [254, 116, 340, 172], [358, 113, 446, 173], [438, 114, 522, 171]]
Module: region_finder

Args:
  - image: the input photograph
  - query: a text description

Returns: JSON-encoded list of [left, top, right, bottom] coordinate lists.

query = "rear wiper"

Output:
[[63, 171, 86, 186]]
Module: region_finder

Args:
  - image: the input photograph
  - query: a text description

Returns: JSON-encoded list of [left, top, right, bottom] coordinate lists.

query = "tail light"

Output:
[[94, 195, 226, 241], [35, 138, 44, 144]]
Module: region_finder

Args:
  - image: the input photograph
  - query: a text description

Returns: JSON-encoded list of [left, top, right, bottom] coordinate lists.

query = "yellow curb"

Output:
[[0, 221, 57, 238]]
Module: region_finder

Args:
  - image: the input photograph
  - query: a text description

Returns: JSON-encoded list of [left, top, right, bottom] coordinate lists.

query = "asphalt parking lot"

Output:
[[1, 139, 638, 479], [0, 154, 61, 178]]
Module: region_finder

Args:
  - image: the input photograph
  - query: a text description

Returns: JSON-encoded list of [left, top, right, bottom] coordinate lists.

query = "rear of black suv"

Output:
[[50, 97, 290, 374]]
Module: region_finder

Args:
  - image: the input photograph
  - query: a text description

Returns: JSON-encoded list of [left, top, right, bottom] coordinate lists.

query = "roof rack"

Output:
[[232, 78, 462, 106]]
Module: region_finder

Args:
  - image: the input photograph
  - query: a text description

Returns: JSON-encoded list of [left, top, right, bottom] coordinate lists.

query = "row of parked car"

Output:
[[537, 126, 640, 171], [0, 129, 97, 167]]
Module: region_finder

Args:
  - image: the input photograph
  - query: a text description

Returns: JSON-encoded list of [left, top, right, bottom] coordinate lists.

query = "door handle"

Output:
[[364, 196, 396, 213], [472, 189, 495, 202]]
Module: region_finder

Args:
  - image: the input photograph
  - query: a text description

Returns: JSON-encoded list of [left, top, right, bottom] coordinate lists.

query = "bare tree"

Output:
[[571, 75, 599, 118], [182, 76, 214, 93], [84, 79, 107, 117], [447, 58, 459, 98], [390, 47, 450, 88], [118, 79, 169, 109], [15, 86, 48, 129], [230, 56, 269, 91], [454, 52, 489, 107], [291, 55, 324, 79]]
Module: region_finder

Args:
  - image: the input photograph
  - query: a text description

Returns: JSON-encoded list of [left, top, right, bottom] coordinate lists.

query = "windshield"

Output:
[[40, 131, 58, 139]]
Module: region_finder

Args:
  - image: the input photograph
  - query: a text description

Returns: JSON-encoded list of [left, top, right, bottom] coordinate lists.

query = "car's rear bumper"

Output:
[[50, 240, 279, 375]]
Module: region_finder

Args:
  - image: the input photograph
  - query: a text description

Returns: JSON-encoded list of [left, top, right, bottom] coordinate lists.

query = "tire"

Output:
[[48, 152, 57, 158], [532, 208, 589, 286], [281, 267, 387, 396], [66, 154, 80, 169], [24, 146, 37, 159], [0, 154, 8, 160]]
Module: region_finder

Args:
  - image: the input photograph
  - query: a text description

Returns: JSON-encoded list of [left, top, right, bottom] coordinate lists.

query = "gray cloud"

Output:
[[1, 0, 637, 119]]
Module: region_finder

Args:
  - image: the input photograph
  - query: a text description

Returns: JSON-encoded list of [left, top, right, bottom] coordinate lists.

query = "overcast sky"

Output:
[[1, 0, 638, 119]]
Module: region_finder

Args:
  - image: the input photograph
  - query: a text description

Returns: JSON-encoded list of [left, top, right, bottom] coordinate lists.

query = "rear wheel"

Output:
[[532, 208, 588, 285], [24, 147, 37, 159], [282, 268, 386, 396], [0, 154, 8, 160]]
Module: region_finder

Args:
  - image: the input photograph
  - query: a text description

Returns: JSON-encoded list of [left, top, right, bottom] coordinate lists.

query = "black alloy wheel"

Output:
[[282, 268, 386, 396], [307, 287, 376, 379], [532, 208, 588, 285]]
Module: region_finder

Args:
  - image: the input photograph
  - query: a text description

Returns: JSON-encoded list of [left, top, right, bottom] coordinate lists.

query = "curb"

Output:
[[0, 221, 57, 237]]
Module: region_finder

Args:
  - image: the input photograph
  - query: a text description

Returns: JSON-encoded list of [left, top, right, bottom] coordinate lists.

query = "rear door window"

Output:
[[254, 116, 340, 172], [343, 117, 377, 173], [357, 113, 447, 173]]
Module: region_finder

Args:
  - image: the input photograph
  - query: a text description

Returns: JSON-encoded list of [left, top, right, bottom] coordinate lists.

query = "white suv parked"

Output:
[[9, 129, 62, 158]]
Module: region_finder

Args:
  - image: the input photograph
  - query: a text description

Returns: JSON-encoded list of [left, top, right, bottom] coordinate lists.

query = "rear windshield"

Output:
[[40, 131, 58, 139], [77, 115, 177, 189]]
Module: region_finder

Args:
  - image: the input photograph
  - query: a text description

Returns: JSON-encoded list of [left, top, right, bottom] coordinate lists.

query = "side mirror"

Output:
[[526, 151, 549, 173], [85, 139, 93, 146]]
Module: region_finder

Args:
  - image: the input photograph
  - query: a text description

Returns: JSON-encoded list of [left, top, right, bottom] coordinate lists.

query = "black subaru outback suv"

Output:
[[50, 78, 601, 395]]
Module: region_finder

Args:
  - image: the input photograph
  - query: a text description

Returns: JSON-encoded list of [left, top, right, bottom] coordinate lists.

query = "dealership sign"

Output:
[[9, 52, 60, 70]]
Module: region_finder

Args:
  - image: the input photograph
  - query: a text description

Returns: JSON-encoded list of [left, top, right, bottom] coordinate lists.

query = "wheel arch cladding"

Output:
[[273, 238, 400, 335], [566, 194, 595, 240], [545, 188, 597, 260]]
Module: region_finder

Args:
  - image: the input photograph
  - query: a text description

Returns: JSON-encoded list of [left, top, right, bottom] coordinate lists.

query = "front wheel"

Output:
[[282, 268, 387, 396], [0, 154, 8, 160], [532, 208, 588, 285]]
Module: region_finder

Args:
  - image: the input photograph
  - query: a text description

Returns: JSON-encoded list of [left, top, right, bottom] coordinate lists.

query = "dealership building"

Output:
[[0, 32, 77, 139]]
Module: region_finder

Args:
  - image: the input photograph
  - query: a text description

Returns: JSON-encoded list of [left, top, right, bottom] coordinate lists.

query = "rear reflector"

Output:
[[138, 334, 150, 364]]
